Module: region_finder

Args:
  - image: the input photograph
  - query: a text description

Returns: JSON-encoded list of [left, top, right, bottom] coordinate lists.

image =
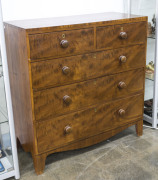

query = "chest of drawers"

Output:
[[4, 12, 147, 175]]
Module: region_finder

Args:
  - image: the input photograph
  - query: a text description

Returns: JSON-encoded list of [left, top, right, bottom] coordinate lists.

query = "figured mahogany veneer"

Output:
[[37, 94, 143, 153], [96, 22, 146, 49], [29, 28, 94, 59], [33, 69, 144, 121], [4, 12, 147, 175], [31, 44, 145, 89]]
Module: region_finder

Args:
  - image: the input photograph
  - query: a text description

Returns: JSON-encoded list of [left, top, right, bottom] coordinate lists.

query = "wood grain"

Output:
[[33, 69, 144, 121], [31, 44, 145, 90], [29, 28, 94, 59], [4, 12, 147, 34], [4, 25, 37, 154], [33, 119, 142, 174], [4, 13, 147, 175], [96, 22, 146, 49], [36, 94, 143, 153], [135, 120, 143, 136], [43, 119, 142, 155], [33, 154, 47, 175]]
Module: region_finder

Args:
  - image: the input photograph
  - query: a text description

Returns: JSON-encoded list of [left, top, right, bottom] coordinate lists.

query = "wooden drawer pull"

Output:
[[63, 95, 72, 105], [118, 109, 126, 116], [120, 32, 127, 39], [118, 81, 126, 89], [64, 125, 72, 134], [60, 40, 69, 48], [119, 56, 127, 63], [62, 66, 70, 75]]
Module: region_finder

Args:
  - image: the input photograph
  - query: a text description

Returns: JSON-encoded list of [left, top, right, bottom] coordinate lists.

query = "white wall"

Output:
[[1, 0, 124, 21], [130, 0, 156, 22]]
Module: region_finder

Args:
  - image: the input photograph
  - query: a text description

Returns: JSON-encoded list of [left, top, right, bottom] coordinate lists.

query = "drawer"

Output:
[[33, 69, 144, 121], [29, 28, 94, 59], [96, 22, 147, 49], [36, 94, 143, 153], [31, 44, 145, 89]]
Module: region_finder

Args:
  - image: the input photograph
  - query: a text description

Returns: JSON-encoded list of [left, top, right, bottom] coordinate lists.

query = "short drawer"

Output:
[[36, 94, 143, 153], [96, 22, 147, 49], [33, 69, 144, 121], [29, 28, 94, 59], [31, 44, 145, 89]]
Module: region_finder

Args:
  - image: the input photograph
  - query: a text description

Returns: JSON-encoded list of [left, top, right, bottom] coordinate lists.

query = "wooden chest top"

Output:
[[5, 12, 147, 33]]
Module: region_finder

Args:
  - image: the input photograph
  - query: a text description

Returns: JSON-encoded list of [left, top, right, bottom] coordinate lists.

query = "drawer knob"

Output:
[[118, 81, 126, 89], [64, 125, 72, 134], [62, 66, 70, 75], [118, 109, 126, 116], [63, 95, 72, 105], [60, 40, 69, 48], [119, 56, 127, 63], [120, 32, 127, 39]]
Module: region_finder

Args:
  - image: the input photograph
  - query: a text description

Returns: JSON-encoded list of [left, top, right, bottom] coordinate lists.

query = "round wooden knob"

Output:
[[118, 109, 126, 116], [60, 40, 69, 48], [62, 66, 70, 75], [120, 32, 127, 39], [119, 56, 127, 63], [64, 125, 72, 134], [118, 81, 126, 89], [63, 95, 72, 105]]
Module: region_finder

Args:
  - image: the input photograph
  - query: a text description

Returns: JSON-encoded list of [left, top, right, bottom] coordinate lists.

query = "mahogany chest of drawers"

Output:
[[4, 12, 147, 175]]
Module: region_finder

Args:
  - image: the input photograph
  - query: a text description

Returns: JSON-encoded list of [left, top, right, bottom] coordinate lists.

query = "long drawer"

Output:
[[33, 69, 144, 121], [31, 44, 145, 89], [29, 28, 94, 60], [96, 22, 146, 49], [36, 94, 143, 153]]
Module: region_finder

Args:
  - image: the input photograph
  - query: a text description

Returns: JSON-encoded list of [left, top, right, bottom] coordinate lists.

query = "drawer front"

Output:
[[29, 28, 94, 59], [31, 44, 145, 89], [37, 94, 143, 153], [96, 22, 147, 49], [33, 69, 144, 121]]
